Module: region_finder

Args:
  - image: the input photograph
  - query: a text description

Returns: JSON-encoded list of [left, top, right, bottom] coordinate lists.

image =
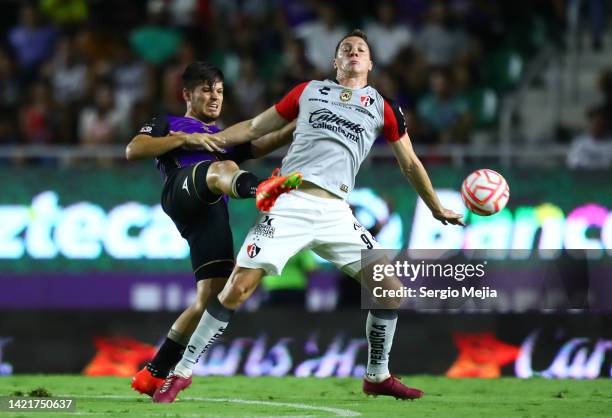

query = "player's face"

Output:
[[334, 37, 373, 76], [186, 81, 224, 122]]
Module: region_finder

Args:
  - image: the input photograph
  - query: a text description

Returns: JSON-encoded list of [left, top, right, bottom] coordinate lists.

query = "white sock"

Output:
[[365, 310, 397, 382], [174, 300, 233, 378]]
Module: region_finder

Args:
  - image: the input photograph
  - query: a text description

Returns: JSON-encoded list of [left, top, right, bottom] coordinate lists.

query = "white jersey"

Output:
[[275, 79, 406, 199]]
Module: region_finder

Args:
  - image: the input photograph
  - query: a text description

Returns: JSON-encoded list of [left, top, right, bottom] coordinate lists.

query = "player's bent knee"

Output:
[[209, 160, 239, 178], [207, 160, 239, 194]]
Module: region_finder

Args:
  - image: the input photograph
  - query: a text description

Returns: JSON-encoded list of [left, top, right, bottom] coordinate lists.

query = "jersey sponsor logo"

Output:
[[318, 86, 330, 95], [253, 215, 275, 238], [308, 108, 365, 142], [182, 177, 190, 196], [340, 89, 352, 102], [360, 95, 374, 107], [308, 98, 329, 104], [340, 184, 349, 193], [139, 125, 153, 134], [331, 101, 375, 119], [246, 243, 261, 258]]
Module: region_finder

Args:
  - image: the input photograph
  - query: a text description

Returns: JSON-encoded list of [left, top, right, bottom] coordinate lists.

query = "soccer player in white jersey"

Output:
[[153, 29, 464, 403]]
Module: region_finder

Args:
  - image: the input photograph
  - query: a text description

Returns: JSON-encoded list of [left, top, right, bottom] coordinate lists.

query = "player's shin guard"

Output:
[[365, 309, 398, 382], [173, 298, 234, 378], [230, 170, 260, 199]]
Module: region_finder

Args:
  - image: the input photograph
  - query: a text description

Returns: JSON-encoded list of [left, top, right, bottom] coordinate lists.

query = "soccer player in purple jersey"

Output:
[[154, 31, 464, 402], [126, 62, 302, 397]]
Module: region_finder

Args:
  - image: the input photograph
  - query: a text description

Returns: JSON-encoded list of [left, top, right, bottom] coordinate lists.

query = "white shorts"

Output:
[[236, 191, 381, 277]]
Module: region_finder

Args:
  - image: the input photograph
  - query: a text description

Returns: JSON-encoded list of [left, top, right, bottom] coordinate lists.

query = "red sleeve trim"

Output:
[[274, 81, 310, 121], [382, 99, 406, 142]]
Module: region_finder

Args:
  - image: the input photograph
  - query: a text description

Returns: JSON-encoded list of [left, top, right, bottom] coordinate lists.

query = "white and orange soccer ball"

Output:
[[460, 169, 510, 216]]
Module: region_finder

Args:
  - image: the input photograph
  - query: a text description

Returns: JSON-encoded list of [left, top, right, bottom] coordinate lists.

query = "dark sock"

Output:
[[147, 337, 186, 378], [235, 172, 260, 198]]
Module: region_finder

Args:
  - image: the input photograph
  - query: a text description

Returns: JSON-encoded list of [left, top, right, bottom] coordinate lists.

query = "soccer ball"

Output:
[[460, 169, 510, 216]]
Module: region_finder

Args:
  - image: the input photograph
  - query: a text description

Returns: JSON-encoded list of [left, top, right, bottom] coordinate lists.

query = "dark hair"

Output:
[[181, 61, 224, 91], [334, 29, 373, 61]]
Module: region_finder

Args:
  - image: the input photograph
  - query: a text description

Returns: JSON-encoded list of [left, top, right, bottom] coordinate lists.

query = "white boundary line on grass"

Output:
[[59, 394, 362, 417]]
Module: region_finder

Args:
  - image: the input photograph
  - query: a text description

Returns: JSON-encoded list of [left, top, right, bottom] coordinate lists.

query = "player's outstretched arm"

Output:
[[126, 132, 225, 160], [250, 120, 296, 158], [125, 133, 186, 160], [214, 106, 289, 147], [390, 133, 465, 226]]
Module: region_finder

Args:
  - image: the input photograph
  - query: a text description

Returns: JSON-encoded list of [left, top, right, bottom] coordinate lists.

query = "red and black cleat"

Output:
[[131, 367, 165, 397], [363, 375, 424, 400], [255, 168, 302, 212], [152, 372, 192, 403]]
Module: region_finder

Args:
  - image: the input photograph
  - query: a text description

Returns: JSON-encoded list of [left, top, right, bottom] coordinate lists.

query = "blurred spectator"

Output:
[[41, 35, 90, 143], [390, 47, 429, 102], [8, 4, 58, 77], [567, 0, 605, 51], [74, 27, 116, 63], [19, 81, 58, 144], [364, 1, 413, 67], [112, 41, 152, 112], [233, 55, 266, 118], [414, 1, 469, 68], [567, 106, 612, 169], [280, 37, 315, 85], [43, 36, 89, 106], [78, 83, 125, 145], [163, 41, 196, 115], [0, 49, 20, 110], [130, 7, 181, 65], [372, 69, 412, 142], [294, 2, 346, 75], [39, 0, 88, 28], [416, 68, 471, 143], [164, 0, 198, 27]]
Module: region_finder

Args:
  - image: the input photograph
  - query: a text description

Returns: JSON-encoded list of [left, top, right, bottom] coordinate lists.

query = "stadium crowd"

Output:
[[0, 0, 584, 152]]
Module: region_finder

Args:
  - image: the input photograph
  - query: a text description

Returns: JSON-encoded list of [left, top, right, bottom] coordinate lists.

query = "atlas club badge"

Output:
[[340, 89, 352, 102]]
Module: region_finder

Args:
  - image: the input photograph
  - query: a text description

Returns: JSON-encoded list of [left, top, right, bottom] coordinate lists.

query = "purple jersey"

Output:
[[137, 114, 253, 177]]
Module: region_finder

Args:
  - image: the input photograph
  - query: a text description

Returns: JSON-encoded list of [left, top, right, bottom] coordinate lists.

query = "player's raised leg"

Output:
[[208, 161, 302, 209], [206, 160, 260, 199], [132, 277, 226, 396], [152, 267, 265, 403]]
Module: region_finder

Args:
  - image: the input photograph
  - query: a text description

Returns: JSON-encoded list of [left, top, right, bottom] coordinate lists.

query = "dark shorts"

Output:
[[161, 161, 234, 281]]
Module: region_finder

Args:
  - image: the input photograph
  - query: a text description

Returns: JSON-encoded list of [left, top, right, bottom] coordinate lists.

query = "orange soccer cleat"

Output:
[[255, 168, 302, 211], [131, 366, 165, 397]]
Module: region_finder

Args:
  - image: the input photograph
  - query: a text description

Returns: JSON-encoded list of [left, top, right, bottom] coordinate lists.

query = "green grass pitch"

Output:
[[1, 375, 611, 417]]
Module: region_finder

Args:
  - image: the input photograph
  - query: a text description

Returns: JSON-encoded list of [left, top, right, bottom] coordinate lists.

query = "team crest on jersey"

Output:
[[360, 95, 374, 107], [246, 243, 261, 258], [340, 89, 352, 102]]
